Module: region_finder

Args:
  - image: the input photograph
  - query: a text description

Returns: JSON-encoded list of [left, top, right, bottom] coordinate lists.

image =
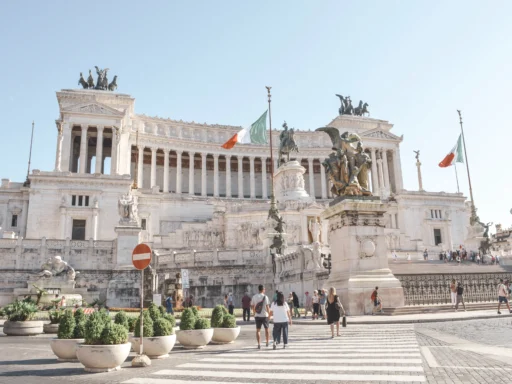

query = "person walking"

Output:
[[371, 287, 383, 314], [497, 279, 512, 314], [407, 253, 411, 263], [455, 282, 466, 311], [476, 254, 481, 265], [227, 293, 234, 315], [304, 291, 312, 318], [423, 249, 428, 261], [325, 287, 345, 338], [223, 294, 228, 309], [241, 292, 252, 321], [165, 295, 174, 315], [319, 289, 327, 320], [287, 293, 294, 317], [270, 291, 292, 349], [292, 292, 300, 318], [450, 279, 457, 308], [251, 285, 271, 349], [392, 250, 398, 262], [312, 290, 320, 320]]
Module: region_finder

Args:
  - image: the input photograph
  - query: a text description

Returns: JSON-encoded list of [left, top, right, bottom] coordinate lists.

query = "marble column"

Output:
[[137, 146, 144, 188], [110, 127, 118, 175], [176, 150, 183, 194], [393, 147, 404, 192], [377, 157, 385, 194], [95, 126, 104, 174], [382, 148, 390, 190], [225, 155, 232, 198], [54, 122, 63, 171], [79, 125, 88, 174], [249, 156, 255, 198], [189, 152, 195, 196], [150, 148, 157, 188], [320, 162, 327, 199], [213, 154, 219, 197], [92, 208, 99, 240], [261, 157, 268, 199], [201, 152, 207, 197], [370, 148, 379, 193], [238, 156, 244, 198], [308, 158, 315, 198], [416, 159, 424, 191], [60, 207, 66, 239], [163, 149, 170, 193]]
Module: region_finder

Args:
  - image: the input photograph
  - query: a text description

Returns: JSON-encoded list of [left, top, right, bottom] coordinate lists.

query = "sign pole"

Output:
[[139, 266, 144, 355]]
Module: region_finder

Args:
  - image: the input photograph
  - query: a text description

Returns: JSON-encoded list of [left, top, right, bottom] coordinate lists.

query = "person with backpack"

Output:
[[325, 287, 345, 338], [455, 282, 466, 311], [371, 287, 382, 314], [497, 279, 512, 314], [270, 291, 292, 349], [251, 284, 271, 349], [292, 292, 300, 318]]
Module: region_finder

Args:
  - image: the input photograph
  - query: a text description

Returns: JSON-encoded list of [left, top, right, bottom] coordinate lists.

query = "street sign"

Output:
[[181, 268, 190, 289], [152, 294, 162, 306], [132, 243, 152, 270]]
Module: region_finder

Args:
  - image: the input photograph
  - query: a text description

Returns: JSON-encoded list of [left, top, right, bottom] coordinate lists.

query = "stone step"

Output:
[[382, 302, 498, 315]]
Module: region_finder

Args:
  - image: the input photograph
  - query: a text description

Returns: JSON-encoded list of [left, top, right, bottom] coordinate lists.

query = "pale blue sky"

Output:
[[1, 1, 511, 228]]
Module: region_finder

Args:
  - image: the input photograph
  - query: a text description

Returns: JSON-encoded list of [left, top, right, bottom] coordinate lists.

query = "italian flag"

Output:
[[438, 134, 464, 167], [221, 110, 268, 149]]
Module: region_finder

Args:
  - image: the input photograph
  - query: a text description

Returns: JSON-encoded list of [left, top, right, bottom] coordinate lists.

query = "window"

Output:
[[85, 196, 89, 207], [434, 229, 442, 246], [78, 196, 83, 206], [11, 214, 18, 227], [431, 210, 434, 219], [72, 219, 86, 240], [71, 195, 90, 207], [71, 195, 76, 206], [141, 219, 147, 230]]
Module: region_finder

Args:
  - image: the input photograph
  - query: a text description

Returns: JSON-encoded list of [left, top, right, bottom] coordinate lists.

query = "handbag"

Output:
[[342, 315, 347, 327]]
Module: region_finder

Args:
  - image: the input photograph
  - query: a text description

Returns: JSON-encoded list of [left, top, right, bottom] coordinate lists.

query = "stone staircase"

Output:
[[382, 302, 499, 316]]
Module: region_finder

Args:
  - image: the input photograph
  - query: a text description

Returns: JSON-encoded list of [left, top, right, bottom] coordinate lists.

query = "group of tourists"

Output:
[[449, 278, 512, 314]]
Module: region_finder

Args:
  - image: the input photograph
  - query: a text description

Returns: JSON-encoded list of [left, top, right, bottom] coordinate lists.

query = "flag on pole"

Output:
[[221, 110, 268, 149], [438, 134, 464, 167]]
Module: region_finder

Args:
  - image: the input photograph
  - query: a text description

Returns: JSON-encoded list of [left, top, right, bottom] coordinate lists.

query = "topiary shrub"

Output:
[[57, 310, 75, 339], [74, 308, 86, 324], [191, 306, 199, 318], [211, 305, 224, 328], [134, 311, 154, 337], [98, 308, 111, 324], [3, 300, 38, 321], [194, 318, 211, 330], [73, 320, 86, 339], [179, 308, 196, 331], [153, 318, 173, 336], [221, 306, 228, 315], [100, 323, 128, 345], [84, 311, 107, 345], [49, 310, 63, 324], [163, 314, 176, 328], [221, 314, 237, 328], [158, 306, 166, 316], [148, 303, 161, 322], [114, 311, 129, 330], [128, 316, 137, 333]]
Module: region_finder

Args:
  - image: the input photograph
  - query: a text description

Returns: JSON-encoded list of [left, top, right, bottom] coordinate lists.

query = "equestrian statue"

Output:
[[76, 66, 119, 91], [278, 121, 299, 166]]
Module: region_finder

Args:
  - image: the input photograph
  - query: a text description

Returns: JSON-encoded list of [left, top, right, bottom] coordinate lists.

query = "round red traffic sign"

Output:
[[132, 243, 152, 270]]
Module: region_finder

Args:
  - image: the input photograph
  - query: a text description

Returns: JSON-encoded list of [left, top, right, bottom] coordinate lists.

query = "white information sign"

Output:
[[181, 269, 190, 289]]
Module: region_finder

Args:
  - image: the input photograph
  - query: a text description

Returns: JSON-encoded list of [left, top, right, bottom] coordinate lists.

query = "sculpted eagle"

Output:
[[315, 127, 361, 155]]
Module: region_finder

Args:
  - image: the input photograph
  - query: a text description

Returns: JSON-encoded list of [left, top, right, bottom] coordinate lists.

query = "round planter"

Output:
[[131, 334, 176, 358], [76, 343, 131, 372], [128, 334, 135, 352], [50, 338, 84, 361], [212, 326, 241, 344], [3, 320, 43, 336], [176, 328, 213, 349], [43, 323, 59, 334]]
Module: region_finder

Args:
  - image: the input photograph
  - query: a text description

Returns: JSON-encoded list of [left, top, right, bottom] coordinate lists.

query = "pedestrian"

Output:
[[325, 286, 345, 338], [270, 291, 292, 349], [251, 284, 271, 349], [497, 279, 512, 315], [319, 289, 327, 320], [227, 292, 234, 315], [287, 293, 294, 317], [476, 254, 481, 265], [450, 279, 457, 308], [407, 253, 411, 263], [312, 290, 320, 320], [304, 291, 312, 318], [241, 292, 251, 321], [60, 296, 67, 308], [165, 295, 174, 315], [292, 292, 300, 318], [423, 249, 428, 261], [392, 250, 398, 262], [371, 287, 383, 314], [223, 294, 228, 308], [455, 282, 466, 311], [456, 254, 461, 264]]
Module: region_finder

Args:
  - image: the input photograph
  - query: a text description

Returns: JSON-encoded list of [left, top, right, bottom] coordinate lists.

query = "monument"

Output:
[[316, 125, 404, 315]]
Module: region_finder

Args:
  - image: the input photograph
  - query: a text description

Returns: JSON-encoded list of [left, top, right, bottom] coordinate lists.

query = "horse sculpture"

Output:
[[108, 75, 118, 91], [354, 100, 364, 116], [361, 102, 370, 116], [78, 72, 88, 89], [87, 69, 95, 89], [278, 122, 299, 166]]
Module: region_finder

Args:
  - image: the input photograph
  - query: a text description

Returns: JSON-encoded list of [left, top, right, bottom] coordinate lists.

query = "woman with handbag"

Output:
[[325, 287, 345, 338]]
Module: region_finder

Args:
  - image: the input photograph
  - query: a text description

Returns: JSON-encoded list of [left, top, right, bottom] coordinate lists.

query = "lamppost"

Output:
[[322, 253, 332, 275]]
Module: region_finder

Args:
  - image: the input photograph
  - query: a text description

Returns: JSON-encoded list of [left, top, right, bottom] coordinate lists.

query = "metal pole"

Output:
[[454, 163, 460, 193], [139, 267, 144, 355], [265, 86, 275, 197], [24, 121, 35, 187], [457, 110, 476, 221]]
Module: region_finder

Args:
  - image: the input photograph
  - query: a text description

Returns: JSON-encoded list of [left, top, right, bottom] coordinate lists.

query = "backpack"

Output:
[[457, 286, 464, 295], [255, 295, 267, 314], [370, 291, 377, 301]]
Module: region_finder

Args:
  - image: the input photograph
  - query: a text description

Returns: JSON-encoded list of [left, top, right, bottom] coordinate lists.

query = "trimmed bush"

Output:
[[158, 306, 166, 316], [153, 318, 173, 336], [191, 306, 199, 318], [179, 308, 196, 331], [3, 300, 38, 321], [211, 305, 224, 328], [128, 316, 137, 333], [148, 303, 161, 322], [194, 318, 211, 330], [162, 314, 176, 328], [84, 311, 107, 345], [221, 306, 228, 315], [73, 320, 86, 339], [57, 310, 75, 339], [221, 314, 237, 328], [49, 310, 63, 324], [114, 311, 129, 330], [134, 311, 154, 337], [74, 308, 86, 323], [98, 308, 111, 324], [100, 323, 128, 345]]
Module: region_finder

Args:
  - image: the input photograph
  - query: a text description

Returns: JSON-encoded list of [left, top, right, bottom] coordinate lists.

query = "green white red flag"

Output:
[[221, 110, 268, 149], [439, 134, 464, 167]]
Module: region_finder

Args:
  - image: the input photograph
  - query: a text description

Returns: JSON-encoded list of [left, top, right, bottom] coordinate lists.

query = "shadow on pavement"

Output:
[[0, 367, 83, 377], [0, 359, 59, 366]]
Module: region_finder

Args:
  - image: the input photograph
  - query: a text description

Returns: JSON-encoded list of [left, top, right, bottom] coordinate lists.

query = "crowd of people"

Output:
[[391, 248, 501, 265]]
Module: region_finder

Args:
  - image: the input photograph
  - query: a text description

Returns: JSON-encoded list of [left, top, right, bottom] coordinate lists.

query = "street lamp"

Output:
[[322, 253, 332, 275]]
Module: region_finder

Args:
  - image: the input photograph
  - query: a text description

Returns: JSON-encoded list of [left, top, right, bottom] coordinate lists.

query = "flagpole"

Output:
[[457, 110, 476, 222], [23, 121, 35, 187], [266, 86, 275, 197], [454, 163, 460, 193]]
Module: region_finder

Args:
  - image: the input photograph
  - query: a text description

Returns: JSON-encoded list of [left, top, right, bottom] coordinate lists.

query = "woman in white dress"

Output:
[[270, 291, 292, 349]]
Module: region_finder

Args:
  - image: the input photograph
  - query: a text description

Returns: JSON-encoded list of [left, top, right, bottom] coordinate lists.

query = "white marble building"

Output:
[[0, 88, 470, 307]]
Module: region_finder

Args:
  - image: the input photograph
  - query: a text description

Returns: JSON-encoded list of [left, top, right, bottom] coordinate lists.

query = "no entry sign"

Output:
[[132, 243, 152, 270]]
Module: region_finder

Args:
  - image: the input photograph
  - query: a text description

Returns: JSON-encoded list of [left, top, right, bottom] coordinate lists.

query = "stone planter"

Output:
[[50, 338, 84, 361], [176, 328, 213, 349], [212, 326, 241, 344], [131, 334, 176, 358], [128, 334, 135, 352], [43, 323, 59, 334], [3, 320, 43, 336], [76, 343, 131, 372]]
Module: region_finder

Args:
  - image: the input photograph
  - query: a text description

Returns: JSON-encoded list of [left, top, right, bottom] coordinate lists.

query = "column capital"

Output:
[[237, 154, 244, 160], [225, 154, 231, 160], [249, 155, 255, 161], [213, 153, 220, 159], [175, 149, 183, 155], [260, 156, 267, 162], [151, 147, 157, 154], [308, 158, 314, 163], [201, 152, 208, 158], [80, 124, 88, 131], [96, 125, 104, 132], [137, 145, 145, 151], [188, 151, 195, 157]]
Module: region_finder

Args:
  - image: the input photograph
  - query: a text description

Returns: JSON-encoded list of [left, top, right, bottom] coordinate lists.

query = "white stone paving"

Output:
[[123, 324, 426, 383]]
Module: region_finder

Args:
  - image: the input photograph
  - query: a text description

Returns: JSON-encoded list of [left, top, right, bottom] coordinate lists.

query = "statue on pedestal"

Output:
[[278, 122, 299, 166], [308, 217, 322, 243], [32, 256, 77, 282], [118, 192, 137, 224]]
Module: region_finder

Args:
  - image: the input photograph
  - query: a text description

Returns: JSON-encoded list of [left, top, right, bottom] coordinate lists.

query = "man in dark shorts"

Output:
[[251, 284, 270, 349], [497, 279, 512, 314]]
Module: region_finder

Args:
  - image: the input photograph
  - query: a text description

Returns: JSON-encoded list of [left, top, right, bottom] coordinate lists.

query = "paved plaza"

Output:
[[1, 317, 512, 384]]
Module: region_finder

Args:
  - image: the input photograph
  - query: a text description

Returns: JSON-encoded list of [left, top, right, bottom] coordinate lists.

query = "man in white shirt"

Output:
[[251, 284, 271, 349], [497, 279, 512, 314]]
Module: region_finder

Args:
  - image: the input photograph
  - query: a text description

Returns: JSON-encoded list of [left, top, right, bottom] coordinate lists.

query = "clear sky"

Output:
[[1, 1, 511, 229]]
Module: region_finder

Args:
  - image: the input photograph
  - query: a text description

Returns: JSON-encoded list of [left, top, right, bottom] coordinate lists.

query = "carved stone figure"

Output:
[[478, 221, 493, 238], [118, 192, 136, 224], [309, 217, 321, 243], [78, 72, 88, 89], [108, 75, 118, 91], [278, 122, 299, 166], [414, 150, 420, 161], [87, 70, 95, 89], [33, 256, 77, 281]]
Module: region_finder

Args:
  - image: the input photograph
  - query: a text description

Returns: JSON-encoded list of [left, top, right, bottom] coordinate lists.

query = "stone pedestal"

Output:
[[321, 196, 404, 315], [274, 161, 311, 202], [114, 224, 142, 268]]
